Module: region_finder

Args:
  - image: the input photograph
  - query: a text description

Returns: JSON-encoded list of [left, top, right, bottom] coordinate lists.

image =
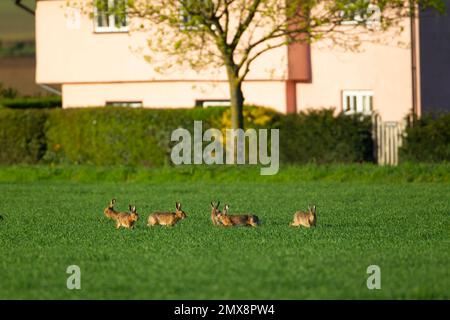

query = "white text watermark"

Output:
[[171, 121, 279, 175]]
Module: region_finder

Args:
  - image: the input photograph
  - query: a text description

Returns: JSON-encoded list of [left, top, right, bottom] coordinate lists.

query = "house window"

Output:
[[94, 0, 128, 33], [106, 101, 143, 108], [342, 90, 373, 115], [339, 0, 380, 27], [179, 0, 193, 30], [195, 100, 230, 107], [340, 10, 365, 25], [179, 0, 208, 30]]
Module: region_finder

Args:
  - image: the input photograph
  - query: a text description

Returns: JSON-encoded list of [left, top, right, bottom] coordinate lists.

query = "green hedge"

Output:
[[0, 83, 19, 99], [0, 109, 48, 164], [400, 113, 450, 163], [44, 107, 225, 166], [0, 106, 375, 166], [0, 96, 62, 109], [279, 109, 373, 163], [0, 41, 35, 58]]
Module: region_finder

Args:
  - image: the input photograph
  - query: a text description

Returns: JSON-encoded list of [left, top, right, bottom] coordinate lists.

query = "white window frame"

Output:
[[106, 101, 143, 108], [179, 2, 197, 31], [179, 0, 211, 31], [340, 1, 380, 28], [94, 0, 128, 33], [196, 100, 230, 108], [342, 90, 374, 115], [340, 11, 365, 26]]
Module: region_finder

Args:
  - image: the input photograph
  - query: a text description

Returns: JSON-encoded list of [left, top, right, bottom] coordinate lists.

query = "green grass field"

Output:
[[0, 165, 449, 299]]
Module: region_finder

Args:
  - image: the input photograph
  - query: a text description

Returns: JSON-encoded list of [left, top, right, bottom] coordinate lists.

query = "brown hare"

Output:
[[217, 204, 260, 227], [104, 198, 119, 220], [210, 201, 221, 226], [114, 205, 139, 229], [147, 202, 187, 227], [291, 205, 317, 228]]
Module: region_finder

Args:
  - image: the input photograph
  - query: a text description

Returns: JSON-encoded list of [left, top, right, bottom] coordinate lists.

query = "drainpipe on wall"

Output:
[[38, 84, 62, 96], [410, 4, 421, 119], [285, 81, 297, 113], [286, 41, 312, 113]]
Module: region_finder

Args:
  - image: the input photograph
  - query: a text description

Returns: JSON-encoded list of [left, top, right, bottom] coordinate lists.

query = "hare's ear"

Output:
[[216, 201, 220, 209], [312, 205, 316, 214], [176, 202, 181, 210], [224, 204, 229, 211], [112, 198, 116, 204], [129, 205, 132, 212], [131, 206, 136, 213], [210, 202, 215, 209]]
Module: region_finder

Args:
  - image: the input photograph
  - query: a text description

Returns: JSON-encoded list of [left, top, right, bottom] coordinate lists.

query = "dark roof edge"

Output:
[[15, 0, 35, 16]]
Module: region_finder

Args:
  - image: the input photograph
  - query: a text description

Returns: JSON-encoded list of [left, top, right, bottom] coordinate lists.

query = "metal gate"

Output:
[[372, 114, 406, 165]]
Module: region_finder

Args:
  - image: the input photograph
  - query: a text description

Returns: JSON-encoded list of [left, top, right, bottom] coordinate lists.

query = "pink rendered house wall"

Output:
[[35, 0, 420, 121]]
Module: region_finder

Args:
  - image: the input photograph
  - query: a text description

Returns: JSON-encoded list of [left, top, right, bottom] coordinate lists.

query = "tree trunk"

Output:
[[226, 69, 244, 129]]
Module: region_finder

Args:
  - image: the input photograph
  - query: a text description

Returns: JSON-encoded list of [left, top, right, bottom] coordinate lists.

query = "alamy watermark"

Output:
[[66, 265, 81, 290], [366, 265, 381, 290], [170, 121, 279, 175]]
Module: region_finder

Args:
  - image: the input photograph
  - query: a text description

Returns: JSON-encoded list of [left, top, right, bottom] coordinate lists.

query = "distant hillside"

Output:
[[0, 0, 35, 42]]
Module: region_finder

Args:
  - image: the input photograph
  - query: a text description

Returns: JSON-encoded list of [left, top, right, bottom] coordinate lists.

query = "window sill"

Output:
[[94, 28, 129, 34], [344, 111, 373, 116]]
